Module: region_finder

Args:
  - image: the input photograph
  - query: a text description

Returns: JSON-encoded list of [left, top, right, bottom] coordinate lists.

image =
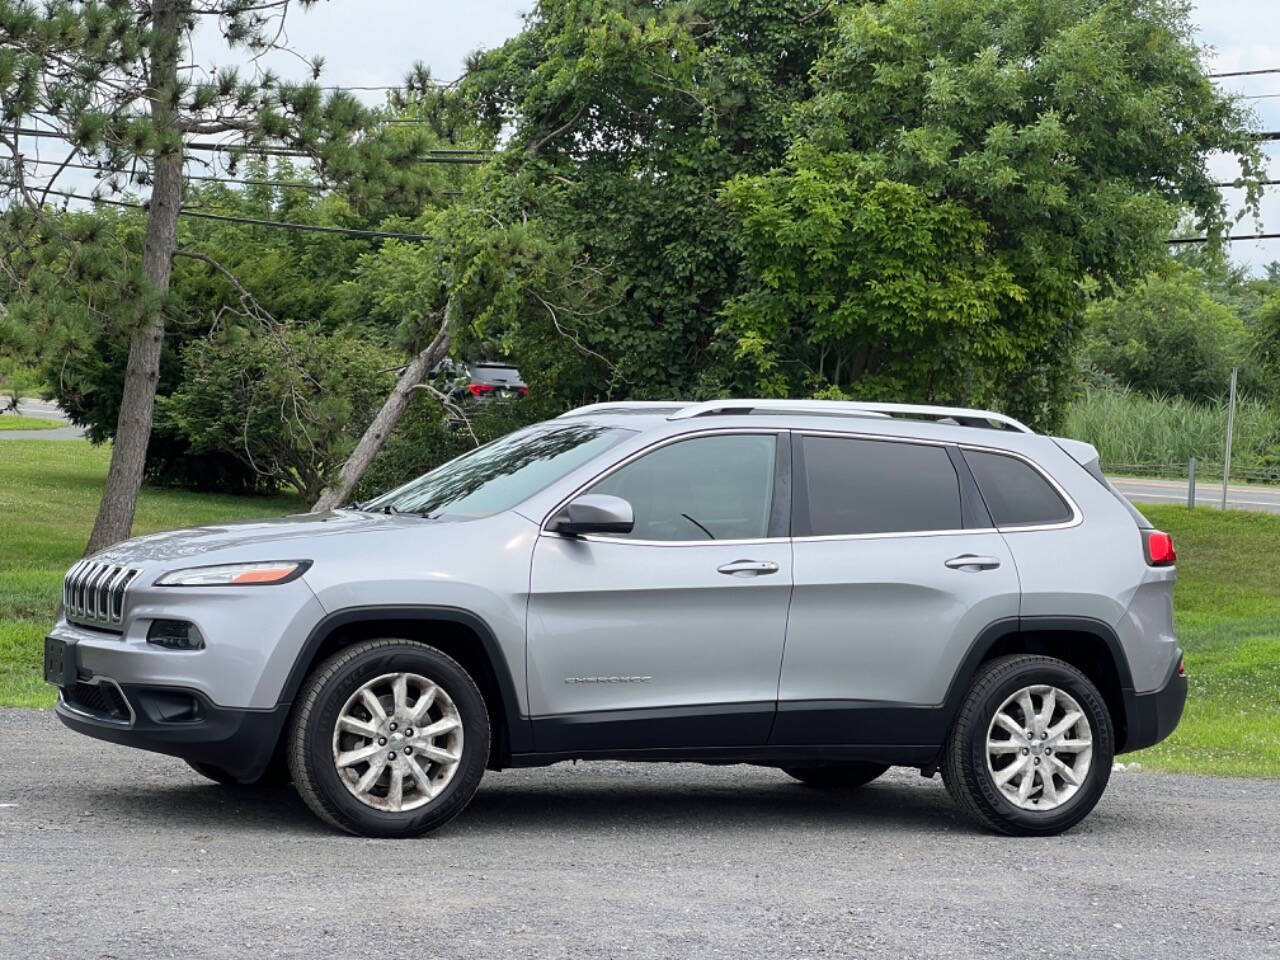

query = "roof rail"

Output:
[[667, 399, 1033, 433], [557, 401, 686, 418]]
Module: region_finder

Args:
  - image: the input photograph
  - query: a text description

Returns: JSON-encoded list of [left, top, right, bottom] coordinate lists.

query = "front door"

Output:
[[527, 431, 792, 752], [773, 432, 1021, 747]]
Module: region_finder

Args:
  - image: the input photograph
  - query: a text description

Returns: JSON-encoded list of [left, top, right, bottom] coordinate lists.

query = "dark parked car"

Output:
[[435, 360, 528, 405]]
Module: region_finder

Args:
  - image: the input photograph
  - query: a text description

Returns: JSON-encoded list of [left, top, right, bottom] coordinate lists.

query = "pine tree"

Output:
[[0, 0, 374, 551]]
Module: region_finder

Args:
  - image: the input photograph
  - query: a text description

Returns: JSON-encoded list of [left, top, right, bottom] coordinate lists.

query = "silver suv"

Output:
[[45, 400, 1186, 838]]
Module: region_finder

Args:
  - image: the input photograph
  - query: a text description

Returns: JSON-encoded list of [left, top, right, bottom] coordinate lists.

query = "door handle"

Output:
[[717, 559, 780, 577], [944, 554, 1002, 571]]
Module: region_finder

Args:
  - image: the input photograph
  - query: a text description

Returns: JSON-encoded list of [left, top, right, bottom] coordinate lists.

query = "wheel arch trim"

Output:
[[940, 615, 1135, 744], [278, 604, 532, 756]]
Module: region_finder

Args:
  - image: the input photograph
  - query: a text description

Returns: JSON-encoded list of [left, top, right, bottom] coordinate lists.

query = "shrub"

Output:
[[160, 327, 395, 504], [1084, 270, 1255, 402]]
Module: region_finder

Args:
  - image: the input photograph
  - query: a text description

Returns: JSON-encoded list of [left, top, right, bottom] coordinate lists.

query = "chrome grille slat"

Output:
[[98, 566, 122, 621], [87, 565, 109, 619], [62, 561, 140, 629]]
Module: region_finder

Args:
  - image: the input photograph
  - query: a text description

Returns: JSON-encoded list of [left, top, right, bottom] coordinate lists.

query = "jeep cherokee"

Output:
[[45, 399, 1187, 837]]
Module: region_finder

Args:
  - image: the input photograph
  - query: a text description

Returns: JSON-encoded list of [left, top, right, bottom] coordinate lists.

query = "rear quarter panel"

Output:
[[986, 436, 1178, 693]]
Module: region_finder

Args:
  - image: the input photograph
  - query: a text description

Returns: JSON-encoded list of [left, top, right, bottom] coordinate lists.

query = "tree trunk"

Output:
[[310, 325, 451, 513], [84, 0, 182, 555]]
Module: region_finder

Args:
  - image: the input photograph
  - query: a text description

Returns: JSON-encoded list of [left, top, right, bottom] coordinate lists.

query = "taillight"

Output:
[[467, 383, 495, 396], [517, 385, 529, 396], [1143, 529, 1176, 566]]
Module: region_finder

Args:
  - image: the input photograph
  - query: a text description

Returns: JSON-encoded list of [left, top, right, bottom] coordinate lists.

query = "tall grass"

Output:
[[1062, 386, 1280, 480]]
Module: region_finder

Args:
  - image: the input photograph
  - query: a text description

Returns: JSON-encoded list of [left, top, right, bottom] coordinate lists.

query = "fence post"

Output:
[[1221, 367, 1238, 510], [1188, 457, 1197, 510]]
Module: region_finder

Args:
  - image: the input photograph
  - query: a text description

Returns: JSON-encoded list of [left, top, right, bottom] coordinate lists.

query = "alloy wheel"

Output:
[[331, 671, 464, 812], [985, 683, 1093, 812]]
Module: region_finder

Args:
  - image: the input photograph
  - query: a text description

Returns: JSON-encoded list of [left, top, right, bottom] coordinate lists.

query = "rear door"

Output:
[[526, 431, 792, 752], [774, 432, 1020, 746]]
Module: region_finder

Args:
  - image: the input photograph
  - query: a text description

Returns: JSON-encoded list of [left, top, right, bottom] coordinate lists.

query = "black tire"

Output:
[[782, 763, 890, 789], [287, 639, 490, 838], [942, 654, 1114, 836]]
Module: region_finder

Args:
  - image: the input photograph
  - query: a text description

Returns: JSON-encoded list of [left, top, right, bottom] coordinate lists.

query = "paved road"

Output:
[[0, 398, 86, 440], [0, 709, 1276, 959], [1110, 476, 1280, 514]]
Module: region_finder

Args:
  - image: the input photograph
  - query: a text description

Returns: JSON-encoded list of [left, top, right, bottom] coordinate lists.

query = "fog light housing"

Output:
[[146, 619, 205, 651]]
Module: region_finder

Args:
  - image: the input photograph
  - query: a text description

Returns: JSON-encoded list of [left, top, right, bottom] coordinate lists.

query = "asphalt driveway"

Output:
[[1, 709, 1276, 959]]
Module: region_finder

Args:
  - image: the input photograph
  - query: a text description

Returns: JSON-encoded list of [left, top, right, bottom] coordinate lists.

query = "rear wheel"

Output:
[[942, 654, 1113, 836], [288, 639, 490, 837], [782, 762, 889, 789]]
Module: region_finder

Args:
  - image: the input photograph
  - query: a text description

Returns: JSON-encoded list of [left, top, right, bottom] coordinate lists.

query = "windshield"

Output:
[[362, 423, 631, 519]]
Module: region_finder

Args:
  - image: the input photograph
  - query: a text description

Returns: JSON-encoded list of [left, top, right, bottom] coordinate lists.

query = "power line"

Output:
[[38, 188, 435, 241], [16, 156, 462, 198], [1209, 68, 1280, 79], [8, 126, 490, 162], [18, 157, 329, 191], [1168, 233, 1280, 244]]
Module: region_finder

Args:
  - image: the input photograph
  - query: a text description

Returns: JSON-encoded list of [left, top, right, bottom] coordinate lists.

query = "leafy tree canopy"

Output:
[[722, 0, 1263, 425], [1084, 266, 1253, 401]]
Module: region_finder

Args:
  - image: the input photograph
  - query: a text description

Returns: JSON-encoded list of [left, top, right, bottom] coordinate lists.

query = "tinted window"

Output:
[[364, 424, 629, 519], [964, 449, 1072, 527], [589, 434, 777, 541], [802, 436, 962, 536]]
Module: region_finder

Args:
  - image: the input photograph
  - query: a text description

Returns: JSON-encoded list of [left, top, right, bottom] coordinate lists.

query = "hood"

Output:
[[91, 509, 416, 566]]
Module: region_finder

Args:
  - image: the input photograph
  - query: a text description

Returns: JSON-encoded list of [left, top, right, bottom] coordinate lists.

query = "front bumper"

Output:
[[46, 577, 326, 710], [54, 674, 289, 783], [1119, 653, 1188, 754]]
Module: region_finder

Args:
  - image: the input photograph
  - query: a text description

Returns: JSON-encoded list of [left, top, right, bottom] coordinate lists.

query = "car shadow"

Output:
[[70, 768, 984, 839], [455, 773, 972, 837]]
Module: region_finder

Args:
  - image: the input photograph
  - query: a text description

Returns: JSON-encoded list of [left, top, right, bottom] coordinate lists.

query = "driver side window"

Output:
[[588, 434, 778, 541]]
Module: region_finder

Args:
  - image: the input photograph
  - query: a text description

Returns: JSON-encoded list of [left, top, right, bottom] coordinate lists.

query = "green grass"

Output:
[[0, 439, 300, 706], [0, 443, 1275, 777], [0, 415, 60, 431]]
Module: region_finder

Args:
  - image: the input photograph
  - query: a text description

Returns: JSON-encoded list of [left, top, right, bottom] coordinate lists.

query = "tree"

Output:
[[1084, 267, 1252, 401], [160, 326, 394, 502], [721, 0, 1263, 425], [462, 0, 836, 402], [1251, 293, 1280, 400], [310, 184, 614, 511], [0, 0, 380, 551]]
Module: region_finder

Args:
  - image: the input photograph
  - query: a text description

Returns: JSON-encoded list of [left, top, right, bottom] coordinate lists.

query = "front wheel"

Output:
[[288, 639, 490, 837], [782, 762, 889, 789], [942, 654, 1114, 836]]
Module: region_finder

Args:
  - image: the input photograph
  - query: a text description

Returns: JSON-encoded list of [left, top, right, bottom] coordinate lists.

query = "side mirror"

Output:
[[549, 494, 634, 536]]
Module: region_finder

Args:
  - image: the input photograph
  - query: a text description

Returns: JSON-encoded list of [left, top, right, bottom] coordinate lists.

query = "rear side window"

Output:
[[801, 436, 962, 536], [963, 449, 1072, 527]]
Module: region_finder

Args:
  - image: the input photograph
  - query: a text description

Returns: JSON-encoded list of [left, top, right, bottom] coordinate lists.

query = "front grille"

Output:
[[63, 561, 140, 628]]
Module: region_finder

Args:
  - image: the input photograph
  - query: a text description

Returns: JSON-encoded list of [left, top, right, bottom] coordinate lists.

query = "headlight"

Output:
[[154, 560, 311, 587]]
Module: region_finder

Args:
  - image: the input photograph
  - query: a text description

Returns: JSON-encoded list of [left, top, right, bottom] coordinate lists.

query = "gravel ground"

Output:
[[1, 708, 1277, 960]]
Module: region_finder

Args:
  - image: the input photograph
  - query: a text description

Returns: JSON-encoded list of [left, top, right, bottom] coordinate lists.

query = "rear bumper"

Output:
[[54, 681, 289, 783], [1119, 653, 1187, 754]]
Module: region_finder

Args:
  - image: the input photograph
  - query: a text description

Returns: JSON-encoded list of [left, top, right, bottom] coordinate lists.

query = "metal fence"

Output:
[[1105, 462, 1280, 485]]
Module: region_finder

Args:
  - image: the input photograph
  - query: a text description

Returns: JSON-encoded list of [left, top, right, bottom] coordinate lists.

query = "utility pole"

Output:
[[1221, 367, 1238, 510]]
